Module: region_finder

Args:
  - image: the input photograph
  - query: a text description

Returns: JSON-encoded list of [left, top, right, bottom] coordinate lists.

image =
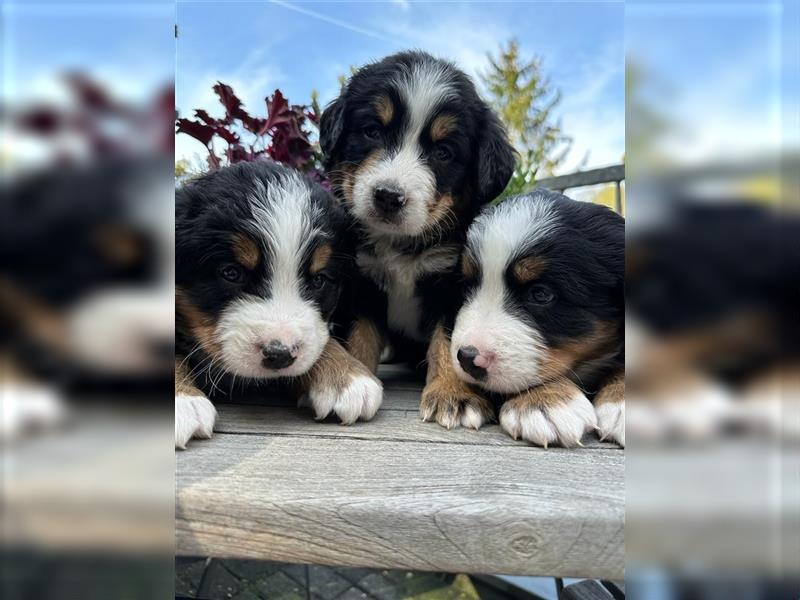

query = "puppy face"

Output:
[[451, 191, 624, 394], [321, 51, 514, 239], [176, 162, 347, 380]]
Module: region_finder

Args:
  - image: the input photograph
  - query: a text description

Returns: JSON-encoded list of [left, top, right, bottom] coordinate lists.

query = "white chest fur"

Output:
[[357, 242, 460, 341]]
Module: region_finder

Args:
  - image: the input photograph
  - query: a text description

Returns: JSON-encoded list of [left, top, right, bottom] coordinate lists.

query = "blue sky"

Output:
[[3, 1, 175, 103], [4, 1, 788, 174], [626, 1, 785, 164], [175, 1, 625, 174]]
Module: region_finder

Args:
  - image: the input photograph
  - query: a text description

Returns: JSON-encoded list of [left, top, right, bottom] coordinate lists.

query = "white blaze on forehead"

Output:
[[394, 60, 459, 144], [216, 172, 329, 379], [351, 61, 459, 238], [249, 173, 323, 295], [466, 193, 559, 310], [452, 193, 559, 393]]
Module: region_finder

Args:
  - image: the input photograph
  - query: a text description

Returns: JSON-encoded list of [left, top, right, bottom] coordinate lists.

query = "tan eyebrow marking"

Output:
[[512, 255, 546, 283], [231, 233, 260, 270], [375, 95, 394, 126], [310, 243, 333, 275], [430, 113, 458, 142]]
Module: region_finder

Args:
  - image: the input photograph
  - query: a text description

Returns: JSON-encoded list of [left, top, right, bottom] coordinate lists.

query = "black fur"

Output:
[[175, 161, 353, 395], [321, 51, 516, 356], [463, 190, 624, 393]]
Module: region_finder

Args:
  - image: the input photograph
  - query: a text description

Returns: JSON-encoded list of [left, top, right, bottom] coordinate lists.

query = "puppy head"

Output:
[[321, 51, 515, 240], [176, 161, 348, 380], [450, 191, 624, 394]]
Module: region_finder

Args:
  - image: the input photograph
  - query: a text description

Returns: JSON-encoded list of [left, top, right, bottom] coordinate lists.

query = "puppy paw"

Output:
[[1, 382, 66, 442], [500, 388, 597, 448], [175, 394, 217, 450], [595, 401, 625, 447], [307, 373, 383, 425], [420, 380, 494, 430]]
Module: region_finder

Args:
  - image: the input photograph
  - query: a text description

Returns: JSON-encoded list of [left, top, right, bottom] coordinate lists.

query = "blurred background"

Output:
[[2, 0, 799, 598], [625, 0, 799, 598], [1, 0, 175, 598]]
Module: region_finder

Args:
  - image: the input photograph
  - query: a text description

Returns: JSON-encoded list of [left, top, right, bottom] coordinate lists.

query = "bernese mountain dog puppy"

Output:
[[175, 161, 382, 449], [451, 190, 625, 447], [320, 50, 515, 425]]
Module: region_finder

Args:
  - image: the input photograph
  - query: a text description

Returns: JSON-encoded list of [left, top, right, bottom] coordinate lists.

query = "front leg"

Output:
[[175, 357, 217, 450], [299, 338, 383, 424], [345, 317, 385, 375], [594, 371, 625, 447], [499, 378, 596, 448], [420, 324, 495, 430]]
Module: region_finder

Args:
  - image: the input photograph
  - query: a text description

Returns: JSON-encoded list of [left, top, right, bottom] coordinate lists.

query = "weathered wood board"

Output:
[[176, 365, 624, 579]]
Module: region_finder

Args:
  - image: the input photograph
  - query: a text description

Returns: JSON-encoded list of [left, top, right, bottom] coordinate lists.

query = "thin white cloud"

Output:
[[269, 0, 406, 45]]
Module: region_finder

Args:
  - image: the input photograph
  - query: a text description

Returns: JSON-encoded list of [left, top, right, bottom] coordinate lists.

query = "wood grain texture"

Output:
[[213, 403, 618, 449], [176, 365, 624, 578]]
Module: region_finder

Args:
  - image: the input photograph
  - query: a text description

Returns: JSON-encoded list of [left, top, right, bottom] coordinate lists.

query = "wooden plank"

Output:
[[536, 164, 625, 193], [176, 434, 624, 579], [213, 403, 620, 449]]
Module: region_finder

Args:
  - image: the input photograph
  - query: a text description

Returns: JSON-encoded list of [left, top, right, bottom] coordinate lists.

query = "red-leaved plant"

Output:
[[11, 72, 174, 162], [176, 83, 327, 186]]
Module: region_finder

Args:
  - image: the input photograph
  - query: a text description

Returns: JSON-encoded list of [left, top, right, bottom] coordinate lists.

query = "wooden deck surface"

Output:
[[176, 365, 625, 579]]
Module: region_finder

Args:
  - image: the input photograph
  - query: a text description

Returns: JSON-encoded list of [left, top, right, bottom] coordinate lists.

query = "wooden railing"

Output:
[[536, 163, 625, 213]]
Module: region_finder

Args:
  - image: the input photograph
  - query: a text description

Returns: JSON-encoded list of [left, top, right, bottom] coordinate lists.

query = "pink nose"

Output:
[[473, 352, 495, 369], [456, 346, 496, 380]]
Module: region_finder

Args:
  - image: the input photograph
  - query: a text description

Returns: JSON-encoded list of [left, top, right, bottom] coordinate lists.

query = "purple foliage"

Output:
[[176, 82, 327, 185]]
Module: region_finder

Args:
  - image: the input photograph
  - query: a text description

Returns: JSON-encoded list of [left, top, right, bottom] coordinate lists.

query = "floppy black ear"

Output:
[[320, 95, 346, 168], [475, 108, 516, 204]]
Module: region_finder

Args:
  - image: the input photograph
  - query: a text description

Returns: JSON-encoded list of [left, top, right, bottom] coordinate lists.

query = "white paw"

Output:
[[307, 374, 383, 424], [595, 401, 625, 447], [175, 394, 217, 449], [1, 383, 66, 441], [460, 403, 487, 430], [500, 393, 597, 448]]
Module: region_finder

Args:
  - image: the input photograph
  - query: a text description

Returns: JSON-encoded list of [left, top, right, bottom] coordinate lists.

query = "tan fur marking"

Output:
[[310, 243, 333, 275], [462, 253, 476, 280], [0, 278, 67, 353], [594, 370, 624, 407], [426, 192, 455, 228], [175, 288, 221, 356], [346, 318, 383, 374], [232, 233, 260, 270], [93, 227, 142, 266], [297, 337, 376, 396], [512, 255, 546, 283], [430, 113, 457, 141], [334, 149, 385, 204], [375, 95, 394, 126], [420, 323, 494, 429], [503, 377, 581, 412], [538, 321, 618, 382], [175, 356, 204, 397]]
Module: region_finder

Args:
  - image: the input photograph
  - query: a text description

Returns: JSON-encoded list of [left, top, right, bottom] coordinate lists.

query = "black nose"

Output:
[[457, 346, 486, 380], [261, 340, 295, 370], [373, 186, 406, 215]]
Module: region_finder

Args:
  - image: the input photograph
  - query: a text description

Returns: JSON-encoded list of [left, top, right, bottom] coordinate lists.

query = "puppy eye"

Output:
[[310, 273, 332, 290], [433, 144, 452, 161], [219, 264, 243, 283], [363, 125, 382, 140], [529, 284, 555, 305]]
